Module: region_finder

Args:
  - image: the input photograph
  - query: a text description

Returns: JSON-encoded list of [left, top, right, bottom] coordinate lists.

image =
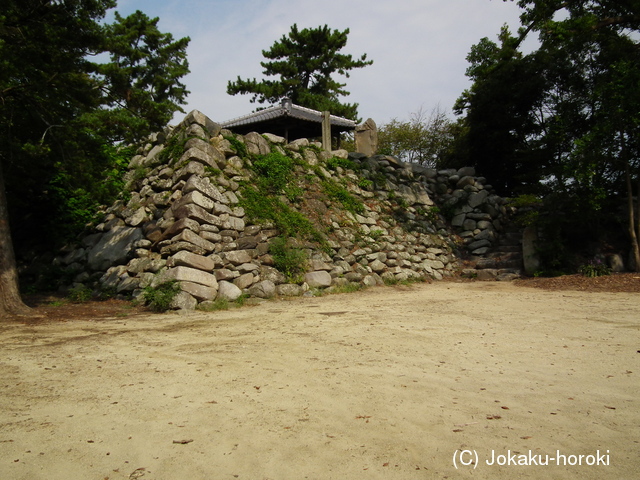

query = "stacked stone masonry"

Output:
[[55, 110, 520, 309]]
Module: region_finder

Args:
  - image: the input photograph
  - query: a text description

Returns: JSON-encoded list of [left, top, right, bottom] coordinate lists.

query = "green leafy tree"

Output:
[[227, 24, 372, 121], [0, 0, 190, 317], [378, 106, 456, 168], [455, 0, 640, 271], [87, 10, 190, 143]]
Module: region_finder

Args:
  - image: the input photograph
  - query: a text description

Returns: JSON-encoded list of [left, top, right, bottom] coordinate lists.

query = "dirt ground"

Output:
[[1, 275, 639, 479]]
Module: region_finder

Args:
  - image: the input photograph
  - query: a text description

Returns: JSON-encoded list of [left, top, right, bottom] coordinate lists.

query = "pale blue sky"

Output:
[[108, 0, 530, 126]]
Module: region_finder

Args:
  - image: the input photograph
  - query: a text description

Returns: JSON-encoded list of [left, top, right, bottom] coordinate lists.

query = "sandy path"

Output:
[[0, 281, 638, 480]]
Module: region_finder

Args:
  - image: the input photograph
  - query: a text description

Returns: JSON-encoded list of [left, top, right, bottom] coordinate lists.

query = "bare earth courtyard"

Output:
[[1, 279, 639, 479]]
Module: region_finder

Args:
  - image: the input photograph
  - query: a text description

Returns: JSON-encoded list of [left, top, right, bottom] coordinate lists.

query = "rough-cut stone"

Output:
[[178, 147, 218, 170], [468, 190, 489, 208], [304, 271, 332, 288], [249, 280, 276, 298], [170, 291, 198, 310], [233, 273, 255, 289], [167, 251, 216, 272], [183, 175, 226, 203], [276, 284, 303, 296], [244, 132, 270, 155], [607, 253, 625, 273], [88, 226, 143, 271], [173, 161, 205, 183], [162, 218, 200, 239], [172, 190, 215, 212], [215, 269, 239, 281], [263, 133, 286, 144], [171, 229, 215, 253], [163, 266, 218, 289], [173, 203, 221, 226], [224, 250, 252, 265], [179, 281, 217, 301], [217, 281, 243, 301], [184, 138, 225, 167], [369, 259, 386, 273], [182, 110, 221, 137]]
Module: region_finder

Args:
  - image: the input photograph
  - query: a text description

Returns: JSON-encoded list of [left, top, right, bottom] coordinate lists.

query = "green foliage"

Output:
[[227, 24, 373, 121], [321, 181, 364, 215], [200, 297, 230, 311], [240, 186, 320, 241], [143, 280, 180, 312], [241, 150, 324, 242], [1, 1, 190, 259], [358, 178, 373, 190], [424, 206, 442, 223], [579, 259, 611, 278], [509, 194, 543, 227], [252, 152, 295, 193], [369, 229, 384, 241], [378, 106, 456, 168], [269, 236, 308, 281], [89, 10, 190, 144], [326, 156, 360, 172], [158, 133, 188, 166], [223, 135, 248, 158], [67, 284, 93, 303]]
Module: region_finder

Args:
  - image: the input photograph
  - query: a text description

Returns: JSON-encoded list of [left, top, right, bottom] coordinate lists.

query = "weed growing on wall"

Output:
[[269, 236, 308, 282], [143, 280, 181, 312], [321, 180, 364, 215]]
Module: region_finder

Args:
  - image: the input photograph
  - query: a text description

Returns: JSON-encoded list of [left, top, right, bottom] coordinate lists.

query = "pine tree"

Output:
[[227, 24, 372, 121]]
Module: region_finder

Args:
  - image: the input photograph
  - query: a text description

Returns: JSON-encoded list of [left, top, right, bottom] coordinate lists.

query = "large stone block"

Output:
[[179, 281, 217, 301], [172, 190, 215, 212], [304, 271, 332, 288], [170, 291, 198, 310], [224, 250, 252, 265], [87, 226, 143, 271], [184, 138, 226, 168], [244, 132, 270, 155], [173, 203, 221, 227], [171, 229, 215, 253], [172, 161, 205, 183], [183, 175, 226, 203], [217, 281, 243, 301], [168, 251, 216, 272], [249, 280, 276, 298], [164, 266, 218, 289], [178, 147, 217, 170], [182, 110, 221, 137], [162, 217, 200, 239]]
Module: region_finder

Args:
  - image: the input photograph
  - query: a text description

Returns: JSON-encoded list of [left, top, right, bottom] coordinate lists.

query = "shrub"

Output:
[[326, 156, 360, 172], [269, 236, 308, 281], [68, 284, 93, 303], [321, 180, 365, 215], [252, 152, 295, 193], [579, 259, 611, 278], [143, 280, 181, 312]]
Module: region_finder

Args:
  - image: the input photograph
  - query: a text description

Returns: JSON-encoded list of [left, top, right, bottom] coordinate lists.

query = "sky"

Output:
[[108, 0, 530, 126]]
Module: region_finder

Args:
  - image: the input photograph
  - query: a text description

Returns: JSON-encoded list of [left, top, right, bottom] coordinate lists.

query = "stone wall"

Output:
[[54, 110, 518, 309]]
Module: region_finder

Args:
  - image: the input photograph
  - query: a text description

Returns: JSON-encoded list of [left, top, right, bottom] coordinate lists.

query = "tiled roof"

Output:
[[220, 98, 356, 130]]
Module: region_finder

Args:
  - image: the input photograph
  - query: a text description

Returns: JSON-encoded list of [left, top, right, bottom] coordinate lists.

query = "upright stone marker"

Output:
[[355, 118, 378, 156]]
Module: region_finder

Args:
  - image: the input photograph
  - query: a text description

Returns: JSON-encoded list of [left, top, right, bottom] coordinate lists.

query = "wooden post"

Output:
[[322, 111, 331, 152]]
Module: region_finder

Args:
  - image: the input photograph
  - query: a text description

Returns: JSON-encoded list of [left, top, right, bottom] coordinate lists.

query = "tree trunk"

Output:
[[0, 159, 33, 318], [625, 159, 640, 272]]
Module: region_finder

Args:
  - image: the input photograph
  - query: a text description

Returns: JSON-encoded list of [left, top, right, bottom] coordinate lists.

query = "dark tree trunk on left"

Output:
[[0, 159, 33, 318]]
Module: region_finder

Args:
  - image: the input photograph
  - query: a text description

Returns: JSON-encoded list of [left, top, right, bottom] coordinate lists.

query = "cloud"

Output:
[[110, 0, 526, 125]]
